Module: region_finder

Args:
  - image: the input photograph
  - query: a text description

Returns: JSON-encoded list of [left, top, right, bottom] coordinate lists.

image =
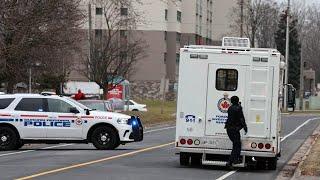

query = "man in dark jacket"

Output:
[[225, 96, 248, 166]]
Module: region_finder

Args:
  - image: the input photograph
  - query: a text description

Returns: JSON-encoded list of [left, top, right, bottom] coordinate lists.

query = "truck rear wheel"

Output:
[[180, 152, 190, 166], [0, 127, 18, 151], [190, 154, 202, 166], [266, 157, 277, 170], [91, 126, 120, 150]]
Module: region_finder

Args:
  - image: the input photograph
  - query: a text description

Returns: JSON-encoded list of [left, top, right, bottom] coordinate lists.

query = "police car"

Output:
[[0, 94, 143, 150]]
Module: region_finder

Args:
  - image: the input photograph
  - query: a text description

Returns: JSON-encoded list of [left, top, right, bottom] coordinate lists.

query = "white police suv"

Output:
[[0, 94, 143, 150]]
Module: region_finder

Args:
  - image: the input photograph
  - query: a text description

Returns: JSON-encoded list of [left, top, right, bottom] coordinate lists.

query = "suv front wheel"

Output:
[[0, 127, 18, 151], [91, 126, 120, 150]]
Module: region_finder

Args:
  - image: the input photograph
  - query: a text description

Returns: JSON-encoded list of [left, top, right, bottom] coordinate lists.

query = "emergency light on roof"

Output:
[[222, 37, 250, 48]]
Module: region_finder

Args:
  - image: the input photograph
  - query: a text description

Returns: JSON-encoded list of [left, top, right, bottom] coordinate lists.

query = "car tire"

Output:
[[132, 109, 139, 112], [180, 152, 190, 166], [91, 126, 120, 150], [0, 127, 19, 151], [15, 141, 24, 150]]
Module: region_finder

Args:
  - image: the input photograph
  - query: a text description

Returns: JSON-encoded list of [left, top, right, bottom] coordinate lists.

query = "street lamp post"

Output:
[[284, 0, 290, 112]]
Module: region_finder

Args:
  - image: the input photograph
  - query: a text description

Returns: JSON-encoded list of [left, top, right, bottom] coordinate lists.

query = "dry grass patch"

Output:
[[124, 100, 176, 126], [300, 136, 320, 176]]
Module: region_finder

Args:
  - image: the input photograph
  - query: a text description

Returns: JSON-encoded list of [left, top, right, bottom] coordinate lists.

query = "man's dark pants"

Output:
[[226, 128, 241, 163]]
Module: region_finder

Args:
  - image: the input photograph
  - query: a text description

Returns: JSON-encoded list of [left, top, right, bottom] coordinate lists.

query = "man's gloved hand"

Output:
[[244, 126, 248, 135]]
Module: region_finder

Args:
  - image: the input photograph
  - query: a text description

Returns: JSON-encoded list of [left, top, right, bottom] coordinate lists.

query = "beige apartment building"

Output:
[[69, 0, 239, 99]]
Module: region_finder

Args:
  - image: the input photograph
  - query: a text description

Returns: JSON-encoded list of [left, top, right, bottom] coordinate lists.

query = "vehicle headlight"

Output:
[[117, 118, 128, 124]]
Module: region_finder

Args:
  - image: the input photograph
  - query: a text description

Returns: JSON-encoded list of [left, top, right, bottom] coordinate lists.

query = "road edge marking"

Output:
[[16, 142, 175, 180], [215, 117, 320, 180]]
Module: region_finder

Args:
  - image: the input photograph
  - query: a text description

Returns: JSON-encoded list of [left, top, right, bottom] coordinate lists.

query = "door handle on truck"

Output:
[[198, 117, 202, 123], [208, 118, 211, 122]]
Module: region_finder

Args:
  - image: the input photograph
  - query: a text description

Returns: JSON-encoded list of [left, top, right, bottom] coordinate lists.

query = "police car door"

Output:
[[205, 64, 248, 136], [46, 98, 82, 139], [14, 98, 48, 138]]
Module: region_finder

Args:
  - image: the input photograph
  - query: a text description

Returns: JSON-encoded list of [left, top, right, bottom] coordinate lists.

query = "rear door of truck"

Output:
[[205, 64, 248, 136]]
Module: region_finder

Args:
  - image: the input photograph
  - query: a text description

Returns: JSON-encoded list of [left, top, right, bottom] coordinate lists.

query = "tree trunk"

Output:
[[6, 81, 15, 93]]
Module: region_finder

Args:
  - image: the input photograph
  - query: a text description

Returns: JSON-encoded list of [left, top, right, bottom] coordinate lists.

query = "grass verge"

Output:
[[300, 136, 320, 176], [124, 99, 177, 126]]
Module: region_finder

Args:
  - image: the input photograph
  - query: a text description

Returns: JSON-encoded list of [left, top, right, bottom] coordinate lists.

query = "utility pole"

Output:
[[28, 68, 32, 93], [240, 0, 244, 37], [284, 0, 290, 112], [299, 39, 304, 111], [88, 3, 92, 79]]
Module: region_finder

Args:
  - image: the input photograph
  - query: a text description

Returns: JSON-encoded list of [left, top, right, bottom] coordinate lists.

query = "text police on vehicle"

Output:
[[0, 94, 143, 150]]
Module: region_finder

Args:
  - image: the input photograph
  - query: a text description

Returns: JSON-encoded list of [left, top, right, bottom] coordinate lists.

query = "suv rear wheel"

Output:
[[0, 127, 18, 151], [91, 126, 120, 150]]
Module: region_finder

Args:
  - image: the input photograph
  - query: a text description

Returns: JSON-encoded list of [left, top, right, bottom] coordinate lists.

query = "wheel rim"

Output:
[[0, 132, 11, 147], [97, 132, 111, 145]]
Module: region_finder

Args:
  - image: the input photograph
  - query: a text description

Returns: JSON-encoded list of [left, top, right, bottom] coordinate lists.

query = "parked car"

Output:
[[108, 98, 125, 112], [79, 100, 114, 112], [124, 100, 147, 112]]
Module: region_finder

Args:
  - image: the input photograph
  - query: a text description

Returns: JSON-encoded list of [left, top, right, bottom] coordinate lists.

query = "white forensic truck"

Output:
[[175, 37, 289, 170]]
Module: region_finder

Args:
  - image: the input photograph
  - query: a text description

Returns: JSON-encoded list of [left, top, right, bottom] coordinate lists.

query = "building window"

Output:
[[121, 7, 128, 16], [165, 9, 168, 21], [120, 30, 127, 38], [96, 8, 103, 15], [176, 32, 181, 43], [164, 31, 167, 40], [177, 11, 182, 22], [95, 29, 102, 37], [216, 69, 238, 91]]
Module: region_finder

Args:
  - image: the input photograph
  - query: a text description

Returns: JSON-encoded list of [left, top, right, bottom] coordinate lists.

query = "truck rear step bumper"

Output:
[[177, 147, 276, 157]]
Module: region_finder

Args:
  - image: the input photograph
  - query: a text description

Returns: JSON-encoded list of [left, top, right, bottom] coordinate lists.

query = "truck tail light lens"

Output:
[[180, 139, 186, 145], [187, 139, 193, 145], [258, 143, 264, 149], [265, 143, 271, 149], [251, 142, 257, 148]]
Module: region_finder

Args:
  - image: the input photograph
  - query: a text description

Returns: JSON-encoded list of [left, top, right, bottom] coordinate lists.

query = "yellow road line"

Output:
[[16, 142, 175, 180]]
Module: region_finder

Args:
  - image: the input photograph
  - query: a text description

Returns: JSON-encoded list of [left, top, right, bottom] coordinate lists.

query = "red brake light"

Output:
[[187, 139, 193, 145], [180, 139, 186, 145], [265, 143, 271, 149], [258, 143, 264, 149]]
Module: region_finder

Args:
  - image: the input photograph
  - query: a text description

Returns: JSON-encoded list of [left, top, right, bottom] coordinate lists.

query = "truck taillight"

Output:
[[187, 139, 193, 145], [258, 143, 264, 149], [251, 142, 257, 149], [265, 143, 271, 149], [180, 139, 186, 145]]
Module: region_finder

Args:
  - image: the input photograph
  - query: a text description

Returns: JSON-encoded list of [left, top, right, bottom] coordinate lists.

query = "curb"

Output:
[[276, 123, 320, 180], [291, 124, 320, 179]]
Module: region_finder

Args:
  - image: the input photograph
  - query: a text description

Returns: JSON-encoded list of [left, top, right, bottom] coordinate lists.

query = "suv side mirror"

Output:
[[70, 107, 80, 114]]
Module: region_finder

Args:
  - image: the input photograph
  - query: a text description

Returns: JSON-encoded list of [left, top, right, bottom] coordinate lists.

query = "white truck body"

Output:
[[175, 37, 283, 168]]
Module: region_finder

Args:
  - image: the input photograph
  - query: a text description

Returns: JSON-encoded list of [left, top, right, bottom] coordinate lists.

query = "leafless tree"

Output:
[[301, 6, 320, 81], [82, 0, 147, 97], [230, 0, 279, 48], [0, 0, 84, 93]]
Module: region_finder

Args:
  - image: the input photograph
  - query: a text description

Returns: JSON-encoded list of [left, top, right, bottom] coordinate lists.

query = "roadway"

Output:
[[0, 114, 319, 180]]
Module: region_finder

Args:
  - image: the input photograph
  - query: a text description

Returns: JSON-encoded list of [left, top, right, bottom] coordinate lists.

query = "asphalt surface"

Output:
[[0, 115, 319, 180]]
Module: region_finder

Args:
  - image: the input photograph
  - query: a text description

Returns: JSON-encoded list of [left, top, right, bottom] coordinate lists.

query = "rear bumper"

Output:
[[176, 147, 277, 158]]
